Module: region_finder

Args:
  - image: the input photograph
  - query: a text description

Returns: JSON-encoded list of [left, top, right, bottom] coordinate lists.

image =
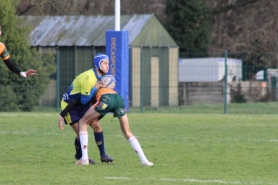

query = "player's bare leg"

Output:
[[79, 107, 113, 164], [119, 114, 153, 166]]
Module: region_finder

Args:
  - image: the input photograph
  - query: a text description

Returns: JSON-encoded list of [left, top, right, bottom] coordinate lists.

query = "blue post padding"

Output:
[[106, 30, 129, 111]]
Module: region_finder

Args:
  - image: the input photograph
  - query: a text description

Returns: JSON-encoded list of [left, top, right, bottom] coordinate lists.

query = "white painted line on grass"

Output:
[[0, 130, 98, 139], [104, 176, 277, 185], [0, 113, 57, 117], [0, 131, 62, 136], [139, 135, 278, 143]]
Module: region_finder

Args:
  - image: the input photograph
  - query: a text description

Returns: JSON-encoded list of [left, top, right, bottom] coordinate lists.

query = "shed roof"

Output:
[[21, 15, 178, 47]]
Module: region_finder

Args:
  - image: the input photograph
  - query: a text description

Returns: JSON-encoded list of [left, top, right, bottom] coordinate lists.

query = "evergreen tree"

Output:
[[0, 0, 56, 111], [165, 0, 211, 53]]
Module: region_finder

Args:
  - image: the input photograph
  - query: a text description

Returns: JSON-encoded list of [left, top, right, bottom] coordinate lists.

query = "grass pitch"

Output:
[[0, 111, 277, 185]]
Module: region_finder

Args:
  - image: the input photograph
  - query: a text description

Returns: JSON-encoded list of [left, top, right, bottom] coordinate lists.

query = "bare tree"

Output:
[[207, 0, 278, 67], [16, 0, 166, 23]]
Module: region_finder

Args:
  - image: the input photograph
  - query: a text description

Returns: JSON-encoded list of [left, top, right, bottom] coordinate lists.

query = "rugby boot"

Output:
[[101, 154, 114, 163], [88, 158, 96, 165]]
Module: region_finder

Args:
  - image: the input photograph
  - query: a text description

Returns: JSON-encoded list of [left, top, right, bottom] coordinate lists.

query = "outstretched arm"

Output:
[[3, 58, 36, 78]]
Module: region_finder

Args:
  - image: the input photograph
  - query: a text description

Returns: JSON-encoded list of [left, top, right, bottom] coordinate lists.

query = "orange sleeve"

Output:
[[0, 42, 10, 60], [92, 88, 117, 108]]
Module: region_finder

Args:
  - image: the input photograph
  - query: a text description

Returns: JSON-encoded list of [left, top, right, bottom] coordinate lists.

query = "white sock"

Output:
[[79, 131, 88, 161], [129, 136, 149, 164]]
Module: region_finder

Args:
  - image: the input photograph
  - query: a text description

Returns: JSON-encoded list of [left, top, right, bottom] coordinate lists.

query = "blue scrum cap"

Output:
[[93, 53, 109, 70]]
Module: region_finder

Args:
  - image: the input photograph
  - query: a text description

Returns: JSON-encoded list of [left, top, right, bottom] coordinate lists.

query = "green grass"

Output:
[[0, 112, 277, 185]]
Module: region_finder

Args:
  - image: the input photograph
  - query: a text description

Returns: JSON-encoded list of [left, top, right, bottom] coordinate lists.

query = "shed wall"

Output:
[[131, 47, 141, 107], [169, 48, 179, 106], [130, 47, 178, 107]]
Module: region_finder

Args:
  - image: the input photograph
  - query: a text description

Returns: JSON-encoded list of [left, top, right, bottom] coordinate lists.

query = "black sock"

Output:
[[74, 137, 82, 159]]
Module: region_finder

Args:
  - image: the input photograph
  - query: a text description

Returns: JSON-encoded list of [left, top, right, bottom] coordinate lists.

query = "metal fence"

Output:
[[2, 50, 278, 113]]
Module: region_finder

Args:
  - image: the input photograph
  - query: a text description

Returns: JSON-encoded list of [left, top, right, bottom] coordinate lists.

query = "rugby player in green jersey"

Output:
[[58, 53, 113, 164], [76, 75, 154, 166], [0, 25, 36, 78]]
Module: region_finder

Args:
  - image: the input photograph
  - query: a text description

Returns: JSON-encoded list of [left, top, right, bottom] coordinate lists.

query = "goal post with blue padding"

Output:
[[106, 30, 129, 111]]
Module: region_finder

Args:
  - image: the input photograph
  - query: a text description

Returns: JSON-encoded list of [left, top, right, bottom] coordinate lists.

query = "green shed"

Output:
[[22, 14, 179, 108]]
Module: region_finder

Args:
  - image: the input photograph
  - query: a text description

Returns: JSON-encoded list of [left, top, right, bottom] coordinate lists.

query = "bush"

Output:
[[231, 82, 247, 103], [0, 1, 56, 111]]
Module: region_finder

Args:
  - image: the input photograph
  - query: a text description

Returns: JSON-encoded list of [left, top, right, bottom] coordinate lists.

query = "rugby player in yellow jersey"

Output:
[[58, 53, 113, 164], [0, 26, 36, 78], [76, 75, 154, 166]]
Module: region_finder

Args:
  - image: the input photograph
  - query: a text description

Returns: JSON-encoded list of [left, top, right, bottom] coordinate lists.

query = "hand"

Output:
[[58, 115, 65, 130], [25, 69, 37, 77], [95, 81, 104, 89]]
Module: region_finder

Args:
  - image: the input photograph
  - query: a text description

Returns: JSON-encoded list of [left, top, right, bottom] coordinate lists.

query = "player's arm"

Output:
[[60, 98, 80, 117], [80, 87, 98, 105], [60, 81, 104, 116], [3, 58, 37, 78], [80, 81, 104, 105], [60, 90, 95, 116], [3, 58, 21, 75], [59, 97, 103, 121]]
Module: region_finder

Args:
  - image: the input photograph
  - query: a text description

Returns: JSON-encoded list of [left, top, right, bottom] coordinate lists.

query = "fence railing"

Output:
[[1, 51, 278, 114]]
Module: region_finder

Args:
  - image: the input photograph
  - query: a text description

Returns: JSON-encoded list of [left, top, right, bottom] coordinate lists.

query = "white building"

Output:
[[179, 58, 242, 82]]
